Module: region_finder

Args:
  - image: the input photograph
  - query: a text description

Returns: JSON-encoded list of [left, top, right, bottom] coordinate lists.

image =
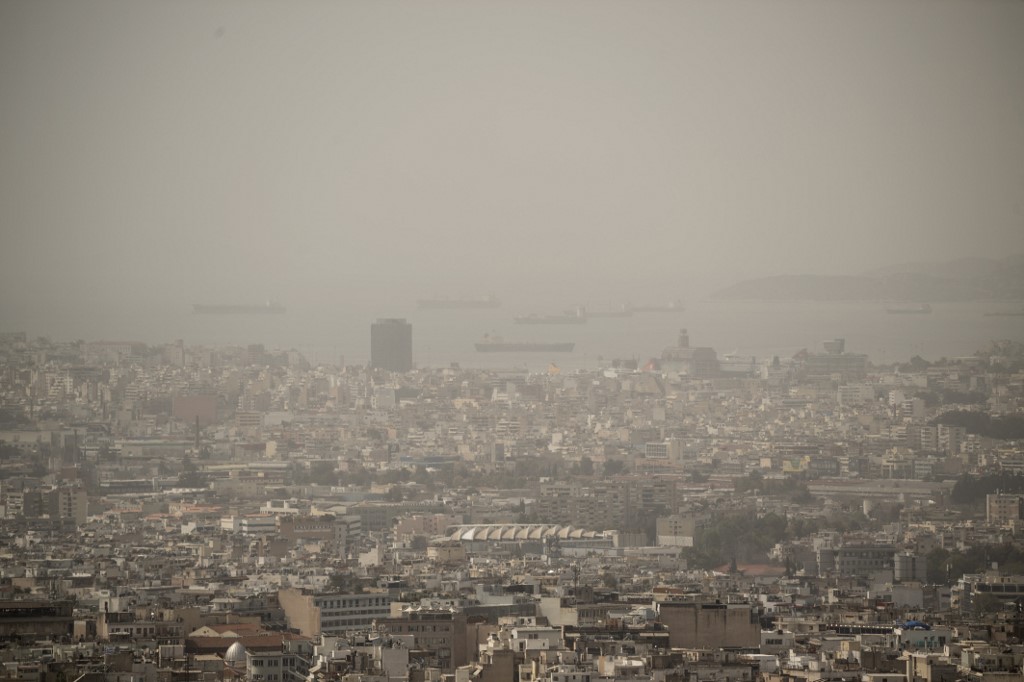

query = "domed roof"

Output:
[[225, 641, 247, 666]]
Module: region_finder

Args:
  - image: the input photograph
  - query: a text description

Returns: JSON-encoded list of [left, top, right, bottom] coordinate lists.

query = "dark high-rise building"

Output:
[[370, 318, 412, 372]]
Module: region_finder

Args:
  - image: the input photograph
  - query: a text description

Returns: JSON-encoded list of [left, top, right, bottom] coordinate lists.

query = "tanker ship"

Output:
[[417, 295, 501, 310], [475, 336, 574, 352], [193, 301, 286, 314]]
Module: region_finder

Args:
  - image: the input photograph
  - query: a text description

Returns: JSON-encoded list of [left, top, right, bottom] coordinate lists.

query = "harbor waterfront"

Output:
[[11, 298, 1021, 370]]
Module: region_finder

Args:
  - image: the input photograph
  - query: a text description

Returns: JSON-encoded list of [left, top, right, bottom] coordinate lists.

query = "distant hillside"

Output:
[[713, 256, 1024, 302]]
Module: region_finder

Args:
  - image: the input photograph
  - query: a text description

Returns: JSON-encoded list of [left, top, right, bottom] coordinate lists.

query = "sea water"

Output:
[[14, 297, 1021, 371]]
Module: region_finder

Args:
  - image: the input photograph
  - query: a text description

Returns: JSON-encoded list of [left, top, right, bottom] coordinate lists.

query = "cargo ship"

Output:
[[514, 306, 587, 324], [193, 301, 286, 314], [475, 336, 575, 352], [631, 300, 684, 313], [885, 303, 932, 314], [585, 304, 634, 318], [417, 295, 501, 310]]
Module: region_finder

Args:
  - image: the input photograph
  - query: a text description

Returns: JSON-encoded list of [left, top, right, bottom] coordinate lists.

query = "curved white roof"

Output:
[[445, 523, 612, 542], [225, 641, 247, 666]]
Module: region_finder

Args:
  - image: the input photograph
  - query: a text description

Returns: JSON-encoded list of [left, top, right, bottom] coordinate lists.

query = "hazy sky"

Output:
[[2, 0, 1023, 320]]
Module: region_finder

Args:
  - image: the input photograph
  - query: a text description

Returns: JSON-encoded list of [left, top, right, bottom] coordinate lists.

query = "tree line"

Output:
[[950, 472, 1024, 505], [932, 411, 1024, 440]]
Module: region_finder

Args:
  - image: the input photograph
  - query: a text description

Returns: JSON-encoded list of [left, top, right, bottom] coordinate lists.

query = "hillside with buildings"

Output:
[[713, 255, 1024, 302]]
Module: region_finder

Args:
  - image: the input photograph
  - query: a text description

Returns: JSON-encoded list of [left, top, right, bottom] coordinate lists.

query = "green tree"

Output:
[[688, 511, 792, 568], [178, 456, 204, 488], [973, 593, 1006, 614], [329, 572, 363, 593], [603, 459, 626, 476], [311, 461, 338, 483], [925, 548, 951, 584], [412, 465, 433, 484]]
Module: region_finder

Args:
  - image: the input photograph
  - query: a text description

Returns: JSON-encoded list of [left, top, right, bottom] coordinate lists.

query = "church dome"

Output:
[[225, 641, 247, 666]]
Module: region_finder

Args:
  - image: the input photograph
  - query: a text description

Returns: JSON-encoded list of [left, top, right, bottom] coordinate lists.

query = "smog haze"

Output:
[[2, 0, 1023, 341]]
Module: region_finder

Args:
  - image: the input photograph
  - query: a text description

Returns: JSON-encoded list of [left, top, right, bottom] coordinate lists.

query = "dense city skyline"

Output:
[[1, 2, 1023, 678]]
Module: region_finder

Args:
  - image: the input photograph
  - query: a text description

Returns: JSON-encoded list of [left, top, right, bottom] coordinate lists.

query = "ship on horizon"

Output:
[[885, 302, 932, 314], [584, 304, 634, 318], [514, 306, 587, 324], [475, 335, 574, 352], [630, 299, 684, 313], [417, 295, 501, 310], [193, 301, 286, 315]]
